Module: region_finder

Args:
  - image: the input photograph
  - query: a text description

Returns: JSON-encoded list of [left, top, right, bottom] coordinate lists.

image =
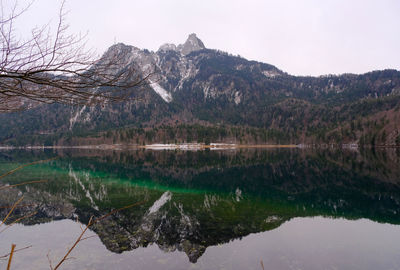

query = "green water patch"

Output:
[[1, 148, 400, 227]]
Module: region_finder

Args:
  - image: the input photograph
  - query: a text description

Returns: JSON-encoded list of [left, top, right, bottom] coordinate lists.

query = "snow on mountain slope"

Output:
[[149, 80, 172, 102]]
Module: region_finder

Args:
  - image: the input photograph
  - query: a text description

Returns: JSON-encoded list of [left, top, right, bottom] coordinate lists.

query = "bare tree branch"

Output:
[[6, 244, 16, 270], [0, 211, 38, 234], [0, 245, 32, 260], [0, 157, 57, 180], [0, 0, 150, 112], [0, 196, 23, 227], [0, 179, 47, 191]]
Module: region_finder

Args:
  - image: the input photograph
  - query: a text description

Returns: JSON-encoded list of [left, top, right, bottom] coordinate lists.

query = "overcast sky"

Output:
[[10, 0, 400, 76]]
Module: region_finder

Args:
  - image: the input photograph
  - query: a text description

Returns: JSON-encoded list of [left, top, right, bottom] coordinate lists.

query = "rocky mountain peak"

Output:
[[157, 33, 206, 55], [158, 43, 177, 52], [178, 33, 206, 55]]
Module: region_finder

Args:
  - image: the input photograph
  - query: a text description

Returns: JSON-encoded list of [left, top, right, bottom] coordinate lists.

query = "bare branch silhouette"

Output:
[[0, 196, 24, 226], [6, 244, 16, 270], [0, 0, 150, 112], [0, 245, 32, 260], [0, 211, 37, 234], [0, 157, 57, 180], [0, 180, 47, 191]]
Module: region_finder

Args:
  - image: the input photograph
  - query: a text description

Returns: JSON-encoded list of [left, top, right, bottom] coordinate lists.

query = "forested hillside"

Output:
[[1, 35, 399, 146]]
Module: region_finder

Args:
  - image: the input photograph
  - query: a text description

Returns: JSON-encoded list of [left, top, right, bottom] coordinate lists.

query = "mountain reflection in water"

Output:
[[0, 148, 400, 268]]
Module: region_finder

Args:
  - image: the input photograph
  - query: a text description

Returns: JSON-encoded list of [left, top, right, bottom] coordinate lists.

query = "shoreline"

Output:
[[0, 143, 299, 151], [0, 143, 399, 151]]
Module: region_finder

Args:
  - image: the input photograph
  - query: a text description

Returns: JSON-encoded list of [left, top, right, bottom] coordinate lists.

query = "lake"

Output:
[[0, 147, 400, 269]]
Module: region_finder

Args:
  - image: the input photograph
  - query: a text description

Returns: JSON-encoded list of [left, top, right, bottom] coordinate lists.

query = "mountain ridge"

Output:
[[0, 34, 400, 146]]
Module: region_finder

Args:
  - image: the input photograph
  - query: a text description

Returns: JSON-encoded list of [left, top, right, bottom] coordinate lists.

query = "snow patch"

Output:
[[175, 202, 192, 227], [175, 59, 196, 91], [234, 91, 241, 105], [235, 64, 245, 71], [69, 88, 99, 129], [69, 105, 87, 130], [235, 188, 243, 202], [150, 80, 172, 102], [203, 194, 218, 209], [68, 168, 99, 211], [149, 191, 172, 214], [262, 70, 279, 78], [203, 195, 211, 209]]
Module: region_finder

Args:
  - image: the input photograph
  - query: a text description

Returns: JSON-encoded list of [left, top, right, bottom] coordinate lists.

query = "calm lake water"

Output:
[[0, 148, 400, 269]]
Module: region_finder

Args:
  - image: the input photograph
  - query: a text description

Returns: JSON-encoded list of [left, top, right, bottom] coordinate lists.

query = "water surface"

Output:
[[0, 148, 399, 269]]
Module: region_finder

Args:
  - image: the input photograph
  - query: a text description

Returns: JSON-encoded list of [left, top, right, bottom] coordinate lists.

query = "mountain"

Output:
[[0, 34, 400, 146]]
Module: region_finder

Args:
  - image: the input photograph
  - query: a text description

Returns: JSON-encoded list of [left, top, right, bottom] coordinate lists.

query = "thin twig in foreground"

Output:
[[0, 203, 35, 209], [0, 211, 38, 234], [51, 216, 93, 270], [0, 180, 48, 191], [1, 196, 24, 226], [95, 201, 145, 223], [47, 251, 53, 270], [0, 157, 57, 180], [6, 244, 16, 270], [0, 245, 32, 260]]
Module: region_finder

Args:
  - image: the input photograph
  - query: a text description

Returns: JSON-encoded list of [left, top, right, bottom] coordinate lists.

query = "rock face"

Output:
[[159, 33, 205, 55], [95, 33, 282, 105], [177, 33, 206, 55], [158, 43, 177, 52]]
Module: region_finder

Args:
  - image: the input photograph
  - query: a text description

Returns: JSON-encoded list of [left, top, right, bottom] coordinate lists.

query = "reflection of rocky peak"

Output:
[[0, 187, 76, 225], [3, 149, 400, 262], [0, 174, 285, 263]]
